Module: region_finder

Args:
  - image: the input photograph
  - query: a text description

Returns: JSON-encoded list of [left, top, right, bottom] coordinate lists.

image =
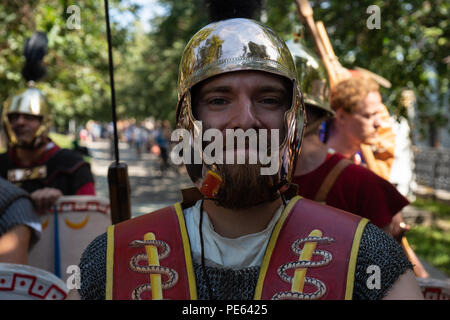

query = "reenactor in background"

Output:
[[288, 39, 410, 240], [0, 32, 96, 215], [77, 16, 422, 300]]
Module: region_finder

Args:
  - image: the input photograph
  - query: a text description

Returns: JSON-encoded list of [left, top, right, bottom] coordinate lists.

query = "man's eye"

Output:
[[260, 97, 280, 104], [259, 97, 282, 106], [8, 115, 19, 122], [263, 98, 278, 104], [208, 98, 228, 105], [359, 113, 371, 119]]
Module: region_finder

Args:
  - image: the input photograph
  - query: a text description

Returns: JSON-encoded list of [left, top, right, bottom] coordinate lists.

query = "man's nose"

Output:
[[228, 97, 262, 130], [373, 115, 381, 129], [12, 114, 26, 125]]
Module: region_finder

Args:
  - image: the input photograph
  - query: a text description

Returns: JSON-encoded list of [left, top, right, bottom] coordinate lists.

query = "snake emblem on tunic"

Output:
[[272, 234, 334, 300], [128, 238, 179, 300]]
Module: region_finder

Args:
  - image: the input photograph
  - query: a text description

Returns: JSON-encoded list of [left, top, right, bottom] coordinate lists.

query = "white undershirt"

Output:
[[184, 200, 283, 270]]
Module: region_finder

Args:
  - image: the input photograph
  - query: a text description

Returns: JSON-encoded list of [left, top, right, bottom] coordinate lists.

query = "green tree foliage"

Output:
[[320, 1, 449, 145], [0, 0, 135, 131], [265, 0, 449, 144], [2, 0, 447, 144], [121, 0, 448, 142], [117, 0, 209, 124]]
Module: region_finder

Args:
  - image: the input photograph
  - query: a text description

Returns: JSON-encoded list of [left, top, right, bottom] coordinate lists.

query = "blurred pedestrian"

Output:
[[156, 120, 171, 171], [134, 123, 148, 159]]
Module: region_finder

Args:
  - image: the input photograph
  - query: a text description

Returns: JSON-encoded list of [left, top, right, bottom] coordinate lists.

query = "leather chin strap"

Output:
[[304, 118, 327, 136], [13, 136, 47, 150], [180, 187, 204, 209], [280, 183, 299, 201]]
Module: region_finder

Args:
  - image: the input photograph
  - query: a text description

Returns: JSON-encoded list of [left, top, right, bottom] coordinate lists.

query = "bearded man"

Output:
[[0, 32, 95, 215], [77, 18, 422, 300]]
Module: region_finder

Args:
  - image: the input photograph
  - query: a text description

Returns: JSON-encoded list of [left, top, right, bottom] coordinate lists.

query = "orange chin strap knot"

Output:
[[200, 170, 222, 199]]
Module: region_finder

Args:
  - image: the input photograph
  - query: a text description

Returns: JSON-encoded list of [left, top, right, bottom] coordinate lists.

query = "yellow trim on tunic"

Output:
[[291, 229, 322, 293], [344, 218, 369, 300], [174, 202, 198, 300], [144, 232, 163, 300], [253, 196, 302, 300], [105, 225, 115, 300]]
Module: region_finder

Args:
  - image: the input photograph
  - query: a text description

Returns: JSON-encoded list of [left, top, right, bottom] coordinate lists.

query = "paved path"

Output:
[[87, 139, 193, 217]]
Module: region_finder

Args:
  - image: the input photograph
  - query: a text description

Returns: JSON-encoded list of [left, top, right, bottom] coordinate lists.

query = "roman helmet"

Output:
[[175, 18, 306, 198], [286, 38, 334, 134], [2, 32, 51, 148]]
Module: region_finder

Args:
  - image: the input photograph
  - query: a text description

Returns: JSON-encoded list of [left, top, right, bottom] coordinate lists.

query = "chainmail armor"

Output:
[[79, 222, 413, 300], [194, 263, 259, 300], [353, 223, 413, 300], [0, 177, 40, 247], [79, 232, 107, 300]]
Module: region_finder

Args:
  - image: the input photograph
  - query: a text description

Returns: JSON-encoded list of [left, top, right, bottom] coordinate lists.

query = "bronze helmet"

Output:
[[286, 38, 334, 134], [175, 18, 306, 196], [2, 32, 51, 148], [2, 83, 51, 148]]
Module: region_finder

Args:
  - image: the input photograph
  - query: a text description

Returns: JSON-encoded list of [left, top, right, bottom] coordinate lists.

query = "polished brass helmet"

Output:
[[2, 32, 51, 148], [2, 81, 51, 147], [176, 18, 306, 195], [286, 39, 334, 130]]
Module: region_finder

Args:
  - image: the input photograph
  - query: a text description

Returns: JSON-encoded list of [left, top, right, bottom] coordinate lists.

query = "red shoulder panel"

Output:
[[111, 206, 193, 300], [259, 198, 363, 300]]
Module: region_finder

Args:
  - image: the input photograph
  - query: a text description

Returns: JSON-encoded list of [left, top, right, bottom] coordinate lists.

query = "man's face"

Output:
[[192, 70, 292, 208], [194, 70, 291, 136], [342, 91, 382, 145], [8, 113, 42, 145]]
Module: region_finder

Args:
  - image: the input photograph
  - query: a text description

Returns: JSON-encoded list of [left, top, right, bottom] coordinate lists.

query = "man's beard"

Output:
[[212, 163, 279, 210], [190, 123, 283, 209], [16, 135, 46, 149]]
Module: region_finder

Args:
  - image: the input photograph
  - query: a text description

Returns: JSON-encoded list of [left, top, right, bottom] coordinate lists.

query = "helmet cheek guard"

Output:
[[286, 39, 334, 135], [175, 18, 306, 197]]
